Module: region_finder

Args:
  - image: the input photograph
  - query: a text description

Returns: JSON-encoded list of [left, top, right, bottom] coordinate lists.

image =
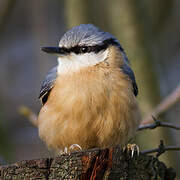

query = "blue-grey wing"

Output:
[[121, 64, 138, 96], [39, 66, 57, 105]]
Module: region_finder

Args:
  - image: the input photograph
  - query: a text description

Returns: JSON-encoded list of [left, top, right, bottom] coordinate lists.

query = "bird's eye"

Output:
[[81, 47, 89, 53]]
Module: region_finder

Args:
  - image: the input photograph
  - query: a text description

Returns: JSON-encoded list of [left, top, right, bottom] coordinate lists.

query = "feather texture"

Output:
[[39, 66, 57, 105], [38, 46, 141, 151]]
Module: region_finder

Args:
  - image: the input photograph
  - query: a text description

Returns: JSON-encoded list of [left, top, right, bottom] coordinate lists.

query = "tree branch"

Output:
[[141, 140, 180, 157], [0, 147, 176, 179], [138, 116, 180, 131], [141, 84, 180, 125], [19, 106, 38, 127]]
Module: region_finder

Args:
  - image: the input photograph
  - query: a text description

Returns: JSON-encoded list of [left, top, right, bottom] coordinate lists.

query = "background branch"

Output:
[[19, 106, 38, 127], [141, 140, 180, 158], [141, 84, 180, 125], [138, 116, 180, 131]]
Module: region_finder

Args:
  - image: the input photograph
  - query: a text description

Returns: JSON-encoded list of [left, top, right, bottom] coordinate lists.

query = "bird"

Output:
[[38, 24, 141, 154]]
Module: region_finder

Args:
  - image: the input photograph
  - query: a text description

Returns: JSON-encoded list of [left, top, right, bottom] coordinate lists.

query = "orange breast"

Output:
[[38, 65, 141, 151]]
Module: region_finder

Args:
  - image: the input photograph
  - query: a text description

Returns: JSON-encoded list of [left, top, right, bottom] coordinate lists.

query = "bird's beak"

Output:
[[41, 47, 65, 55]]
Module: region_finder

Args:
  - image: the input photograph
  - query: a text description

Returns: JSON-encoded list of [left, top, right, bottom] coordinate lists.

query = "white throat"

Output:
[[57, 49, 109, 74]]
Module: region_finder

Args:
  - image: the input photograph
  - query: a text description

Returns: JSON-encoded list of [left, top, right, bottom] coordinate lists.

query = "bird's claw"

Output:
[[123, 144, 140, 157], [69, 144, 82, 152], [59, 144, 82, 155], [59, 147, 68, 155]]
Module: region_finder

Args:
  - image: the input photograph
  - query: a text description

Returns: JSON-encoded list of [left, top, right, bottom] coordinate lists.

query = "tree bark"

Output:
[[0, 147, 176, 179]]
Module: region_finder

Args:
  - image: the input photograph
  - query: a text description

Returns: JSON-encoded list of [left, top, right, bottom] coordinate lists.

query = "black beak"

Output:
[[41, 47, 65, 55]]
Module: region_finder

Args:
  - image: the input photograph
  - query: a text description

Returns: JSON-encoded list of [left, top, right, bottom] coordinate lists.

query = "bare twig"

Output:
[[138, 116, 180, 131], [141, 140, 180, 157], [141, 84, 180, 125], [19, 106, 38, 127]]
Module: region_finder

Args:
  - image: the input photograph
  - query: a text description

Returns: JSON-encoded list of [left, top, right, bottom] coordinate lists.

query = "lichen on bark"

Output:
[[0, 147, 176, 180]]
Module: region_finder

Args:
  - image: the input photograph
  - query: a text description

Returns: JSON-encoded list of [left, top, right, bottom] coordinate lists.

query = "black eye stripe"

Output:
[[61, 38, 121, 54]]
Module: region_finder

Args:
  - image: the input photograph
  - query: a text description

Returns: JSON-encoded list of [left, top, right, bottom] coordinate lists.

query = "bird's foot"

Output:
[[59, 147, 68, 155], [123, 144, 140, 157]]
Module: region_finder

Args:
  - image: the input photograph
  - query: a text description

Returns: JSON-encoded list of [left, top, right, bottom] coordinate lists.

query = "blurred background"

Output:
[[0, 0, 180, 177]]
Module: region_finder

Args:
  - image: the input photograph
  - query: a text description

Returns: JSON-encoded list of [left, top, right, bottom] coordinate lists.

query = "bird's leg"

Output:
[[123, 144, 140, 157]]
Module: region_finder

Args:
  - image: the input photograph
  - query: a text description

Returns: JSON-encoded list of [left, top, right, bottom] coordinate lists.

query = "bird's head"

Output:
[[42, 24, 126, 74]]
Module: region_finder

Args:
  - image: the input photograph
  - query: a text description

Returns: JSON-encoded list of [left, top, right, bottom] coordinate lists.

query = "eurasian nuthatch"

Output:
[[38, 24, 141, 153]]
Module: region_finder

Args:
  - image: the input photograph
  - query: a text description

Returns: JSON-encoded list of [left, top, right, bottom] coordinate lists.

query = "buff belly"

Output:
[[38, 66, 141, 151]]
